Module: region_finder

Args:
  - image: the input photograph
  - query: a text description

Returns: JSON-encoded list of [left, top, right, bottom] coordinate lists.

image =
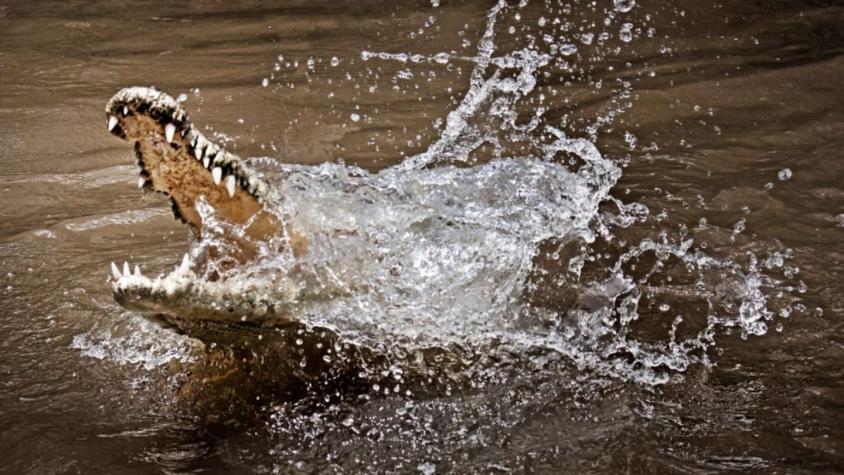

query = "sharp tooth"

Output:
[[123, 262, 131, 276], [203, 157, 210, 169], [107, 115, 118, 132], [111, 262, 122, 280], [180, 253, 190, 273], [212, 167, 222, 185], [122, 106, 128, 115], [225, 175, 236, 197], [165, 123, 176, 143], [138, 176, 145, 188], [194, 147, 203, 160], [134, 265, 142, 277]]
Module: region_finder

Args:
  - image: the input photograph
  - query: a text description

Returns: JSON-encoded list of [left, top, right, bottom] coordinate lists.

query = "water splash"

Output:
[[93, 1, 799, 384], [72, 313, 196, 370]]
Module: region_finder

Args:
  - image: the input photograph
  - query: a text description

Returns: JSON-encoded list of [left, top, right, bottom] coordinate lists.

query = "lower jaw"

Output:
[[113, 277, 298, 338]]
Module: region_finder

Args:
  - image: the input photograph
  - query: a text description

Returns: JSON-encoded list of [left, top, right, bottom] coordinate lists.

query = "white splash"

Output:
[[72, 314, 196, 370], [86, 1, 799, 384]]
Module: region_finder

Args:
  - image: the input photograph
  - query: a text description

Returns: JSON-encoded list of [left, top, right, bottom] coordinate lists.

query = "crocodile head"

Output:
[[104, 87, 308, 337]]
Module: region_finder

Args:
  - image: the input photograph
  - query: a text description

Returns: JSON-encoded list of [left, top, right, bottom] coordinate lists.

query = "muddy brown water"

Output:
[[1, 1, 842, 473]]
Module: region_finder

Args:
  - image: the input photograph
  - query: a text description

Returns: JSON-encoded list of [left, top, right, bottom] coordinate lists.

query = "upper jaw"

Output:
[[105, 86, 274, 205]]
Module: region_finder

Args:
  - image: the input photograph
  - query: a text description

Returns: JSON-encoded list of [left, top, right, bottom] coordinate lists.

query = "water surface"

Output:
[[0, 0, 842, 473]]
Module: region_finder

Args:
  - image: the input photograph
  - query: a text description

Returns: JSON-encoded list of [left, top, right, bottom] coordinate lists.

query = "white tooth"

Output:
[[134, 265, 142, 277], [225, 175, 236, 197], [194, 145, 204, 160], [165, 123, 176, 143], [180, 253, 190, 272], [203, 157, 210, 169], [122, 106, 128, 115], [123, 262, 130, 276], [212, 167, 222, 185], [138, 176, 145, 188], [107, 115, 118, 131], [111, 262, 122, 280]]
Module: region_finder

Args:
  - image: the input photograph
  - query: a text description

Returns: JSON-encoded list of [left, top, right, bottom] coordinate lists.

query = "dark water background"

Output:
[[0, 0, 842, 473]]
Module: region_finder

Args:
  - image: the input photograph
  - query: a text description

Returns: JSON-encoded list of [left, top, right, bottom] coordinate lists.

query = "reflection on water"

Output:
[[1, 0, 842, 473]]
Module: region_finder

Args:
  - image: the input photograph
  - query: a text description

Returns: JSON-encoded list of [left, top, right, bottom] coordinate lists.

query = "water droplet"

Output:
[[559, 43, 578, 56], [619, 23, 634, 43], [417, 462, 436, 475], [433, 52, 450, 64], [330, 56, 340, 67], [624, 131, 638, 149], [777, 168, 792, 181], [613, 0, 637, 13]]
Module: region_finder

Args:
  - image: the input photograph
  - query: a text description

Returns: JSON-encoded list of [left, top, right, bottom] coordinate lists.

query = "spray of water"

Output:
[[79, 1, 800, 386]]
